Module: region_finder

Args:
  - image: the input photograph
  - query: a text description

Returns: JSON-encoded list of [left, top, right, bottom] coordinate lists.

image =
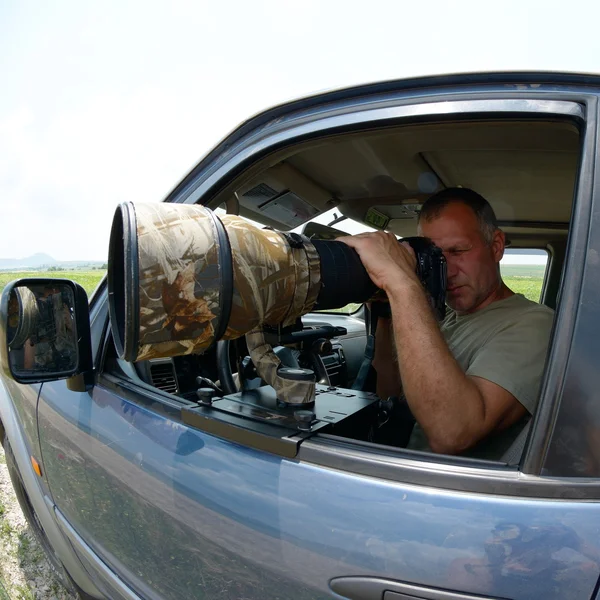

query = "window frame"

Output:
[[97, 86, 597, 499]]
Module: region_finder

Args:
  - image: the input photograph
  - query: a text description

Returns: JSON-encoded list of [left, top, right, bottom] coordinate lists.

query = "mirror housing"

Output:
[[0, 279, 93, 385]]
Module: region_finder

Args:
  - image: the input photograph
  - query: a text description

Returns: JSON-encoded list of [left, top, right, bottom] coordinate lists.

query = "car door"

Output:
[[36, 74, 600, 600]]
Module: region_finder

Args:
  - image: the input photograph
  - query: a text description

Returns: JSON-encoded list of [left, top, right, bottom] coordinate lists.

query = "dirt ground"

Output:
[[0, 446, 76, 600]]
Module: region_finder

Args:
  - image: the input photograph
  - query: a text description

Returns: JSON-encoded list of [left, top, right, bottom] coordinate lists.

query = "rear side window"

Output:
[[501, 249, 549, 302]]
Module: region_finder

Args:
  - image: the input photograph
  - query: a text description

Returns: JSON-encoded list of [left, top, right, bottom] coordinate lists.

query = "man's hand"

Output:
[[338, 231, 420, 293]]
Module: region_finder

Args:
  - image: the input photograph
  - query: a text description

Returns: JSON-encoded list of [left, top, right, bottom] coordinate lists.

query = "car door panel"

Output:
[[2, 379, 42, 460], [39, 373, 600, 600], [278, 460, 600, 600], [38, 379, 331, 600]]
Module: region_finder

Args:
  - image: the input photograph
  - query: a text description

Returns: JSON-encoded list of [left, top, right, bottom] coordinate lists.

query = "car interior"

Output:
[[109, 116, 580, 463]]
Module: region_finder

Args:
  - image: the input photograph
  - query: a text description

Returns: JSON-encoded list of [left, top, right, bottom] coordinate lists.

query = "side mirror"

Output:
[[0, 279, 93, 385]]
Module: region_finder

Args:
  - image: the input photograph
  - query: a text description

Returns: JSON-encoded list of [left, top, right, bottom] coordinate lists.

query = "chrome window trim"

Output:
[[299, 436, 600, 500]]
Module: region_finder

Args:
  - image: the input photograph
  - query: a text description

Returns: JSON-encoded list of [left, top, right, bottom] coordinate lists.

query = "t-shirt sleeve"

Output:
[[465, 308, 554, 414]]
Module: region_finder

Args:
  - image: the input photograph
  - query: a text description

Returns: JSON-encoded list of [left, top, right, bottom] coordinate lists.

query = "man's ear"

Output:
[[491, 229, 505, 263]]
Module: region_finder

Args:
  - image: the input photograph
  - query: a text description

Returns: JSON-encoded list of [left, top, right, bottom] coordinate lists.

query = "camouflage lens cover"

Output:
[[117, 204, 322, 362], [134, 203, 225, 361], [220, 215, 321, 338]]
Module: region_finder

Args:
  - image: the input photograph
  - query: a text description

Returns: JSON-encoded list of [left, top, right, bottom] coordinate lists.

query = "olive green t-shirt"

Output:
[[407, 294, 554, 458]]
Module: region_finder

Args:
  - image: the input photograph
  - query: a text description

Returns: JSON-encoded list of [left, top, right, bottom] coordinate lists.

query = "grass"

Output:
[[316, 302, 363, 315], [501, 265, 545, 302], [13, 585, 35, 600], [0, 268, 545, 311], [320, 273, 545, 310], [0, 521, 13, 538], [15, 533, 32, 563], [0, 578, 9, 600], [0, 270, 106, 297], [501, 264, 546, 278], [504, 276, 543, 302]]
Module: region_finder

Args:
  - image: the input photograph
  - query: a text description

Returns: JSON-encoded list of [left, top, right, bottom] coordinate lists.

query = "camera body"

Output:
[[397, 236, 447, 320]]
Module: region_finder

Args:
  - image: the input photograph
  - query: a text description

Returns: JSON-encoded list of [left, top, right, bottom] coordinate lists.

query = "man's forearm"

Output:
[[387, 282, 486, 454]]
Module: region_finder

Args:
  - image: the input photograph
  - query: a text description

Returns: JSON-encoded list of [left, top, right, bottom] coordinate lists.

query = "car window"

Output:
[[500, 249, 549, 303], [99, 102, 585, 485]]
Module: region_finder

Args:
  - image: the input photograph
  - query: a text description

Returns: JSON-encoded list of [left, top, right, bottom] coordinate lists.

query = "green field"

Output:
[[0, 265, 545, 305], [501, 264, 544, 302], [500, 264, 546, 278], [321, 264, 545, 312], [0, 270, 106, 297]]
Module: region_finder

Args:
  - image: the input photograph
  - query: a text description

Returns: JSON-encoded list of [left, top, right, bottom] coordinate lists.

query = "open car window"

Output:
[[98, 94, 588, 492]]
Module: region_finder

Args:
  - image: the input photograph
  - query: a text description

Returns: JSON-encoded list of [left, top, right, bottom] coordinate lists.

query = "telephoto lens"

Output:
[[107, 202, 445, 362]]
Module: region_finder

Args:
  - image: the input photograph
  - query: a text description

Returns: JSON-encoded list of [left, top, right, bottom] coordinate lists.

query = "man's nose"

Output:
[[444, 254, 459, 279]]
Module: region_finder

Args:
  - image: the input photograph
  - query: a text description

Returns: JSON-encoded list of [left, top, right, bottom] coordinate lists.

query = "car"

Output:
[[2, 71, 600, 600]]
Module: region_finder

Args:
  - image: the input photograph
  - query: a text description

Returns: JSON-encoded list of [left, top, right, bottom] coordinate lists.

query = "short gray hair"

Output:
[[418, 187, 498, 244]]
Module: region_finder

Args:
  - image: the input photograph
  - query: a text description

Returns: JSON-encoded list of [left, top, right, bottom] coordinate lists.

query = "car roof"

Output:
[[163, 70, 599, 206]]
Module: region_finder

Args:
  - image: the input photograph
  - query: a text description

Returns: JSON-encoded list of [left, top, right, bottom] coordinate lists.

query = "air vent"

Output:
[[323, 355, 342, 380], [149, 361, 178, 394], [322, 348, 346, 386]]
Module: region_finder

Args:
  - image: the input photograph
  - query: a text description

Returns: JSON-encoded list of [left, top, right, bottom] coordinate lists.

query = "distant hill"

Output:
[[0, 253, 105, 270]]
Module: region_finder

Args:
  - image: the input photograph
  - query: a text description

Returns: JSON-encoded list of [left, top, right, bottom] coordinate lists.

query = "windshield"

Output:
[[216, 205, 376, 237], [293, 208, 376, 236]]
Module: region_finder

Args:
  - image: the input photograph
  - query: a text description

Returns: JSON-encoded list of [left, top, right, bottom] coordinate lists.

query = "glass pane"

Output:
[[500, 249, 549, 302]]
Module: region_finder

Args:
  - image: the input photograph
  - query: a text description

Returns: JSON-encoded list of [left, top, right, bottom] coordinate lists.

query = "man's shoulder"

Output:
[[499, 294, 554, 323], [476, 294, 554, 344], [441, 294, 554, 337]]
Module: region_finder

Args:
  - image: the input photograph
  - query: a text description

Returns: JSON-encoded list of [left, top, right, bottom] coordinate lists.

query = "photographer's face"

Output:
[[418, 202, 504, 315]]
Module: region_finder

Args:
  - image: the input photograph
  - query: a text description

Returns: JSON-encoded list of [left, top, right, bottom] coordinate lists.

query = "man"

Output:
[[340, 188, 554, 457]]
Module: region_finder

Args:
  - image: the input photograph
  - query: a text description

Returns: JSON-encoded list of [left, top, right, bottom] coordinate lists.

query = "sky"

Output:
[[2, 0, 600, 262]]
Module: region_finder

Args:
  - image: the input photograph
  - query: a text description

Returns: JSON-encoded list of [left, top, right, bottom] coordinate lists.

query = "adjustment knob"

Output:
[[312, 338, 332, 355], [277, 367, 316, 405], [196, 387, 215, 406], [278, 367, 315, 382], [294, 410, 315, 432]]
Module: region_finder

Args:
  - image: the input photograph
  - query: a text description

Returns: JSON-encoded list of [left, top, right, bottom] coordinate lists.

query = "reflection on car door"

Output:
[[37, 376, 333, 599], [37, 373, 600, 600]]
